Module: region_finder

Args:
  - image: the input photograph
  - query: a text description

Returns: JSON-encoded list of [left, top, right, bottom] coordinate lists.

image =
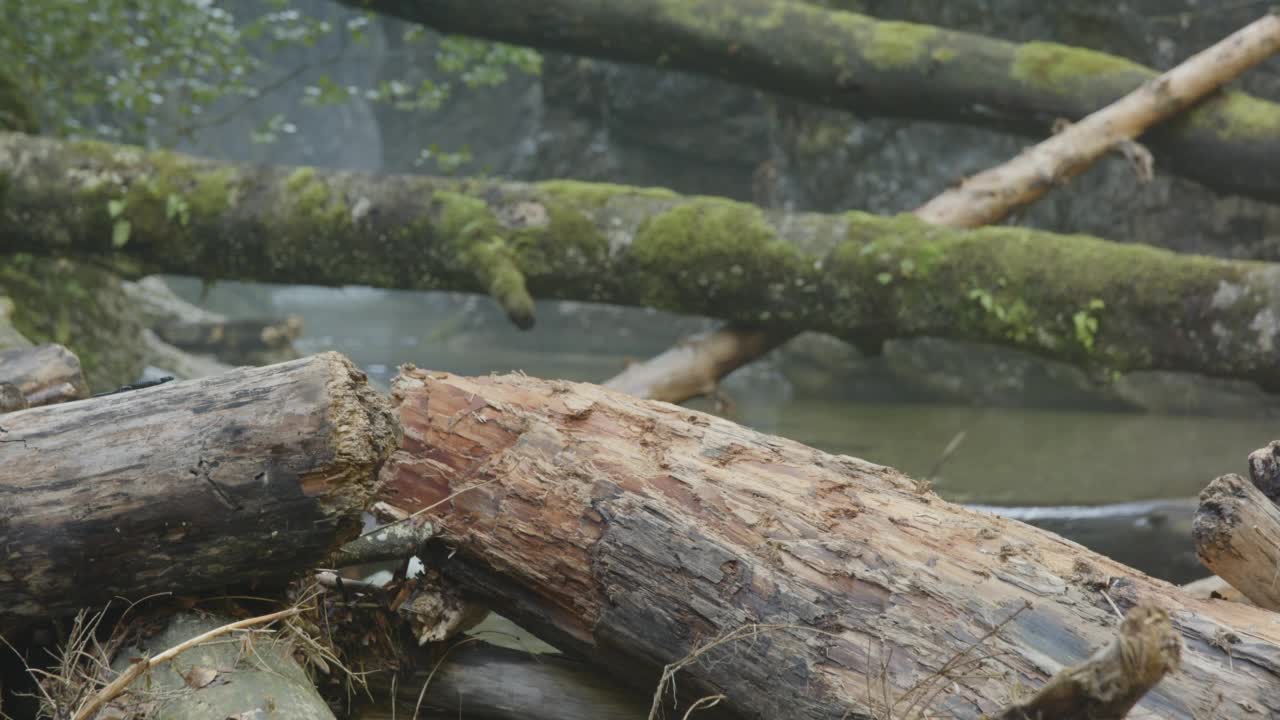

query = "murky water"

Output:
[[170, 279, 1272, 582]]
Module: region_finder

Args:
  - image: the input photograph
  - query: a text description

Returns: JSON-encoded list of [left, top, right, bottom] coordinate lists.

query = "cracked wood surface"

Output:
[[379, 368, 1280, 719], [0, 352, 398, 620]]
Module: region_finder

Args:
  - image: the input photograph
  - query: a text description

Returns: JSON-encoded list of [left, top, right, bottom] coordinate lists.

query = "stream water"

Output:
[[168, 279, 1277, 584]]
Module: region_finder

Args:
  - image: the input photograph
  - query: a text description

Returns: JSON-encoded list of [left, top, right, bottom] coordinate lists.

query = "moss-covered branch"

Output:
[[5, 130, 1280, 387], [343, 0, 1280, 203]]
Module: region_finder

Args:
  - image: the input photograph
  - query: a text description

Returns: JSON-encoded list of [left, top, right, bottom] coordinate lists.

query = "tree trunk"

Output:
[[0, 352, 399, 621], [0, 343, 89, 411], [7, 132, 1280, 390], [377, 367, 1280, 719], [342, 0, 1280, 204]]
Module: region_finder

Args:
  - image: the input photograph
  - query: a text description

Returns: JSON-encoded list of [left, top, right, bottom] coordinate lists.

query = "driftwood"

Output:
[[604, 325, 787, 404], [611, 13, 1280, 405], [0, 343, 88, 411], [376, 368, 1280, 719], [0, 352, 398, 621], [1194, 440, 1280, 611]]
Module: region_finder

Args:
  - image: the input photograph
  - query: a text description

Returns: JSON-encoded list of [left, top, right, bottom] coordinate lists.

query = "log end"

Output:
[[1192, 473, 1248, 561], [303, 352, 401, 530]]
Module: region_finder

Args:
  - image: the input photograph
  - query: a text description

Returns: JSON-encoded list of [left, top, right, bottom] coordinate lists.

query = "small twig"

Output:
[[71, 607, 300, 720]]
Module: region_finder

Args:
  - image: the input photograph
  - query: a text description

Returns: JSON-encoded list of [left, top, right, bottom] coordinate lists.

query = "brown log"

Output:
[[0, 343, 89, 410], [152, 316, 303, 357], [603, 325, 788, 403], [1193, 473, 1280, 611], [378, 368, 1280, 719], [0, 352, 399, 621]]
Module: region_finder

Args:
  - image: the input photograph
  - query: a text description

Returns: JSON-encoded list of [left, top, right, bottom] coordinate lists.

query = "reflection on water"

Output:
[[170, 279, 1268, 581]]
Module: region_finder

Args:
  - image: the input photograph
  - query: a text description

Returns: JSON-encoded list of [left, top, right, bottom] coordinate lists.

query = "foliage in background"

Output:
[[0, 0, 540, 166]]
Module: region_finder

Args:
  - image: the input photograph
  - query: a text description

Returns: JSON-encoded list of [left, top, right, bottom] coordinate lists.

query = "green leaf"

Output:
[[112, 220, 132, 248], [876, 272, 893, 285], [107, 199, 127, 218]]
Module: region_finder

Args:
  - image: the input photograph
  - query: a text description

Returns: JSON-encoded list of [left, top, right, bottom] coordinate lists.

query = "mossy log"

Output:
[[0, 343, 88, 411], [0, 352, 399, 621], [343, 0, 1280, 203], [377, 367, 1280, 719], [6, 133, 1280, 389]]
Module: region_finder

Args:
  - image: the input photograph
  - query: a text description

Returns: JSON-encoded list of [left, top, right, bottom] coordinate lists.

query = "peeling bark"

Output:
[[0, 352, 399, 621], [378, 368, 1280, 719]]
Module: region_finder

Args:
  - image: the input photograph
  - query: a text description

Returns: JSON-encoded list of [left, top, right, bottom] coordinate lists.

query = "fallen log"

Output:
[[603, 324, 787, 404], [11, 132, 1280, 389], [378, 368, 1280, 719], [0, 352, 399, 621], [152, 316, 303, 362], [1194, 440, 1280, 611], [0, 343, 89, 411]]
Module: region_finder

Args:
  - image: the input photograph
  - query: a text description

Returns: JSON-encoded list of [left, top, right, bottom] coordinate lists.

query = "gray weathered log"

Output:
[[0, 343, 88, 410], [0, 352, 399, 620], [378, 368, 1280, 719], [1194, 472, 1280, 611]]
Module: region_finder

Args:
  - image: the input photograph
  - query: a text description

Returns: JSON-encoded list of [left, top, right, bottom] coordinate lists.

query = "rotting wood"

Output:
[[377, 367, 1280, 719], [0, 352, 399, 621], [0, 343, 88, 410], [1193, 472, 1280, 611]]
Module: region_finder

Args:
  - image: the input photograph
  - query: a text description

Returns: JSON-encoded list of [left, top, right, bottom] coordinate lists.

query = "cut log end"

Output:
[[310, 352, 402, 524]]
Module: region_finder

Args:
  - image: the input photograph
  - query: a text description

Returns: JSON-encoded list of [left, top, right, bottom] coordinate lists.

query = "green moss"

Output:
[[0, 255, 147, 389], [1187, 90, 1280, 140], [538, 179, 678, 209], [1010, 42, 1151, 95], [863, 21, 938, 70], [434, 190, 535, 326], [931, 47, 957, 63], [629, 198, 807, 312], [283, 166, 347, 229], [0, 70, 38, 133]]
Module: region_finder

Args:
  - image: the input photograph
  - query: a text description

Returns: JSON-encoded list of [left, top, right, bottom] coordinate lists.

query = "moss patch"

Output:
[[863, 21, 938, 70], [1188, 90, 1280, 140], [1010, 42, 1151, 95]]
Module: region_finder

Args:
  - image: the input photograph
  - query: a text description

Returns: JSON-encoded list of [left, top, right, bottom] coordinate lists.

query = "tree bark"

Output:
[[343, 0, 1280, 204], [7, 132, 1280, 390], [377, 367, 1280, 720], [0, 352, 399, 621], [0, 343, 89, 411]]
